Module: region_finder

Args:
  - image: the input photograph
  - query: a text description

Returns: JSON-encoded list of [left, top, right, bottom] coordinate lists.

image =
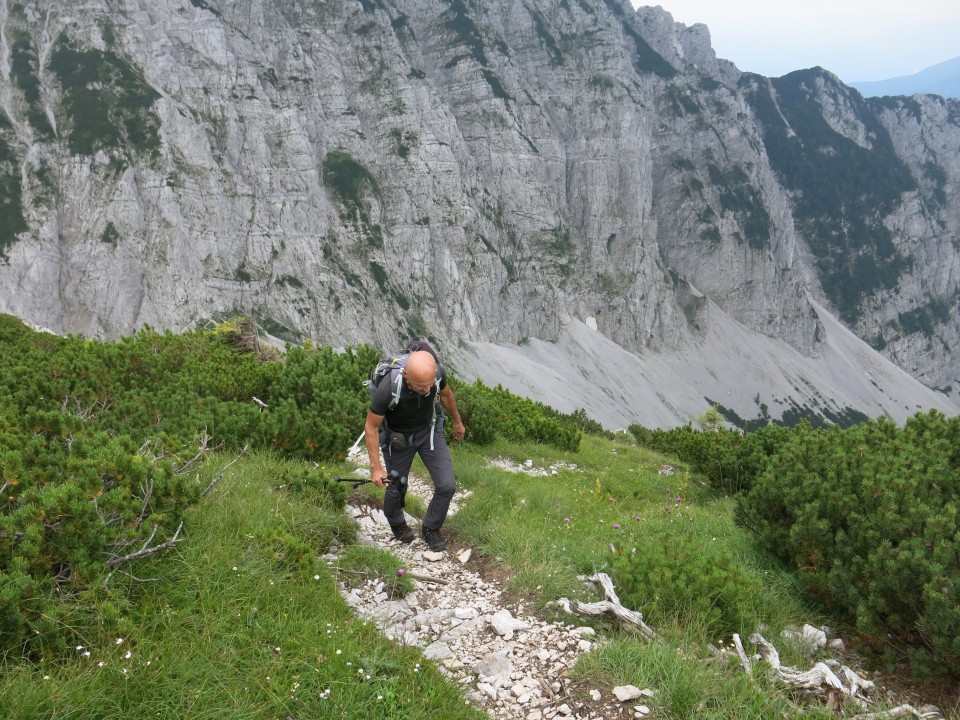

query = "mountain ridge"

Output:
[[0, 0, 958, 427], [850, 55, 960, 99]]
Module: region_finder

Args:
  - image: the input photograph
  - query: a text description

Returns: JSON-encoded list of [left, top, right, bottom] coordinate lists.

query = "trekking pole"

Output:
[[334, 471, 406, 490], [348, 431, 365, 456], [334, 476, 372, 489]]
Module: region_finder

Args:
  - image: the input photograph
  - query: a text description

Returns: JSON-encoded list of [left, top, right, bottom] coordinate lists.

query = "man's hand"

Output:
[[451, 419, 465, 441], [370, 466, 387, 488]]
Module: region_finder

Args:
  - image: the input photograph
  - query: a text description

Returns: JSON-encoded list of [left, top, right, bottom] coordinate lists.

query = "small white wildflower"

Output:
[[83, 651, 91, 658], [124, 651, 132, 659], [336, 649, 342, 655], [43, 675, 50, 680], [115, 638, 124, 645], [98, 661, 105, 667], [314, 575, 320, 580], [76, 645, 84, 651]]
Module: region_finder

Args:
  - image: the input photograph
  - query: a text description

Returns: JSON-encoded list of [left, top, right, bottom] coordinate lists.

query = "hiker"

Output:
[[364, 347, 465, 551]]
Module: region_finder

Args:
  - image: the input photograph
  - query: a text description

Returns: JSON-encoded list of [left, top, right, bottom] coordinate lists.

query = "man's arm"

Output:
[[364, 411, 387, 487], [438, 386, 465, 440]]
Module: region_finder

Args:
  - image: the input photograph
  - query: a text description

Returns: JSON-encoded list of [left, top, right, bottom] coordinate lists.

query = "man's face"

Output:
[[403, 369, 434, 396]]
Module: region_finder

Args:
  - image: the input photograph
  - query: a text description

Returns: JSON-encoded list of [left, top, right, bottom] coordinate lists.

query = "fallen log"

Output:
[[747, 631, 873, 698], [850, 704, 946, 720], [550, 573, 656, 641]]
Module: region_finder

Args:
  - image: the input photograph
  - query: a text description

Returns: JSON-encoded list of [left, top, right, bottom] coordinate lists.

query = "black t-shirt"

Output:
[[369, 366, 447, 433]]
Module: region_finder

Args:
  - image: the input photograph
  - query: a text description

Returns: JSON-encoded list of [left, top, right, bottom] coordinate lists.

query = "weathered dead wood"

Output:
[[550, 573, 656, 641], [135, 479, 154, 528], [409, 572, 450, 585], [748, 632, 873, 697], [201, 445, 248, 497], [732, 633, 753, 675], [106, 521, 184, 568], [729, 633, 943, 719], [174, 431, 213, 475], [850, 704, 946, 720]]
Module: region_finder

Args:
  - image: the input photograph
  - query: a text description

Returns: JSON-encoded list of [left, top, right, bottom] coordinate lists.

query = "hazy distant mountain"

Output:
[[849, 56, 960, 98]]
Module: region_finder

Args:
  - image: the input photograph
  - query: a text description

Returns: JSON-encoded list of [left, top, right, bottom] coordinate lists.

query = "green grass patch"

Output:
[[450, 432, 816, 638], [0, 452, 485, 720], [572, 631, 835, 720]]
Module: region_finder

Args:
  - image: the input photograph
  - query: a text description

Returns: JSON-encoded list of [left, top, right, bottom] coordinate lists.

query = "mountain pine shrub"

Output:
[[454, 379, 580, 451], [262, 343, 379, 459], [610, 520, 766, 637], [0, 408, 198, 656], [631, 422, 790, 494], [737, 411, 960, 677]]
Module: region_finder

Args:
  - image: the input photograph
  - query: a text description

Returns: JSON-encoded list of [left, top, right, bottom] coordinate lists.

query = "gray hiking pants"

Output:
[[381, 423, 456, 532]]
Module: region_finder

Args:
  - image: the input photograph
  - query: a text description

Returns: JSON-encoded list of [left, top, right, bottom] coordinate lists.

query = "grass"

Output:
[[0, 453, 485, 720], [0, 435, 932, 719]]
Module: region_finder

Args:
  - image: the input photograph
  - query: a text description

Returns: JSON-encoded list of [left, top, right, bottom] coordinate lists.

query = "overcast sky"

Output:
[[631, 1, 960, 83]]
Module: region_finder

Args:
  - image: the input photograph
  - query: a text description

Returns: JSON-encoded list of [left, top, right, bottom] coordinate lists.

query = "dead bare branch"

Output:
[[175, 431, 211, 475], [409, 572, 450, 585], [105, 521, 183, 568], [747, 632, 875, 701], [849, 704, 948, 720], [60, 396, 111, 422], [135, 478, 154, 528], [201, 445, 248, 498], [102, 568, 162, 591], [732, 633, 753, 676]]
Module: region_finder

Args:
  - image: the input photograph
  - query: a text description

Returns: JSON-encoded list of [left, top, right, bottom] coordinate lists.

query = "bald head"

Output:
[[404, 351, 437, 395]]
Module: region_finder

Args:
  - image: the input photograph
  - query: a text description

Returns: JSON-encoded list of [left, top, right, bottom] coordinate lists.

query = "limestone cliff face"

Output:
[[0, 0, 958, 422]]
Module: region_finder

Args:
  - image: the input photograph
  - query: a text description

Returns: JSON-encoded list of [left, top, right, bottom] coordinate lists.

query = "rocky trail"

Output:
[[326, 461, 950, 720], [328, 463, 653, 720]]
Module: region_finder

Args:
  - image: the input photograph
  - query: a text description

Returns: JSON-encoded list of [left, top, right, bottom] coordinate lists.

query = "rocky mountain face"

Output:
[[0, 0, 958, 426]]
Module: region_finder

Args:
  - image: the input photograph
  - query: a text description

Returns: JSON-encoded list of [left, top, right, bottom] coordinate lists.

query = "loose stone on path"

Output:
[[335, 470, 613, 719]]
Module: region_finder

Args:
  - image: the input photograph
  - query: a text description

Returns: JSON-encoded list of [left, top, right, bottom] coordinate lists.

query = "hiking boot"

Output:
[[422, 527, 447, 551], [390, 523, 416, 544]]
